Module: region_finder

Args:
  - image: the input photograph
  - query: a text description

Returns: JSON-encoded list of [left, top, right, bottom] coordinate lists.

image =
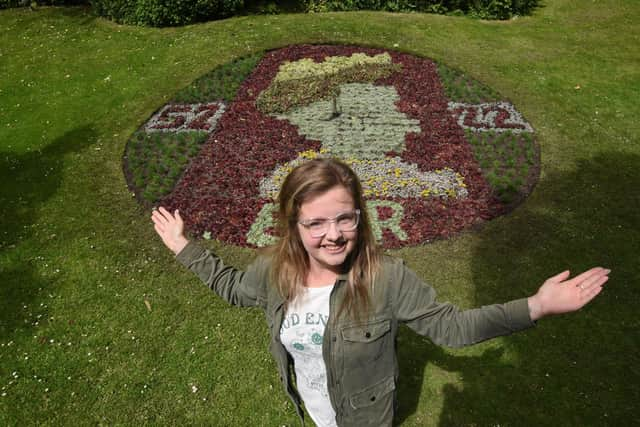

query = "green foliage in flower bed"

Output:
[[466, 130, 538, 204], [124, 131, 208, 204], [437, 63, 500, 103], [173, 53, 262, 103], [437, 64, 536, 204], [256, 53, 401, 114], [124, 54, 260, 205]]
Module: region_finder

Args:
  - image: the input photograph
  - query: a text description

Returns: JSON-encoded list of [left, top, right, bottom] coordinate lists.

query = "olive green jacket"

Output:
[[176, 242, 534, 426]]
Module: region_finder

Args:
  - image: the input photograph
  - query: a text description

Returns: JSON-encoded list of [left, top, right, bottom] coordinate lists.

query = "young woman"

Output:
[[151, 158, 609, 427]]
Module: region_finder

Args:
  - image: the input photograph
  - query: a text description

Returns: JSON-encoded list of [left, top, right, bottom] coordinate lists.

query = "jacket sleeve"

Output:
[[175, 241, 268, 308], [389, 258, 535, 348]]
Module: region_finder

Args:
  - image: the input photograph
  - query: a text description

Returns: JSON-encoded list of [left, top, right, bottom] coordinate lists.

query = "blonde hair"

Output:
[[269, 158, 381, 320]]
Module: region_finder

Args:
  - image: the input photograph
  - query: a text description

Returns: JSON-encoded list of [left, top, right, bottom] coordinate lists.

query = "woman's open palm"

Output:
[[151, 207, 189, 255], [529, 268, 610, 320]]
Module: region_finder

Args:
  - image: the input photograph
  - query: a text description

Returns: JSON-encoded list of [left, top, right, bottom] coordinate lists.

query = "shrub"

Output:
[[2, 0, 537, 22], [90, 0, 135, 22], [302, 0, 538, 19], [89, 0, 244, 26], [1, 0, 87, 9]]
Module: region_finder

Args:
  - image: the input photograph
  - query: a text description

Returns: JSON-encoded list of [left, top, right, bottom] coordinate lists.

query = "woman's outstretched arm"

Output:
[[150, 206, 268, 308], [392, 258, 611, 348]]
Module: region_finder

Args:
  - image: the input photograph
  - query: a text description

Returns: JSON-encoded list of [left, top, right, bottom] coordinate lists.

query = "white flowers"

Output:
[[274, 83, 420, 159]]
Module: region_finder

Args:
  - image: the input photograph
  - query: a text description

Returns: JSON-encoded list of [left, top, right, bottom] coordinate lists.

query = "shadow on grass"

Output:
[[395, 151, 639, 425], [50, 5, 98, 25], [0, 125, 97, 337]]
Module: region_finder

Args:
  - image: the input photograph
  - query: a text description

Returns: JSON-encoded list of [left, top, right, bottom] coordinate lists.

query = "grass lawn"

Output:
[[1, 1, 639, 425]]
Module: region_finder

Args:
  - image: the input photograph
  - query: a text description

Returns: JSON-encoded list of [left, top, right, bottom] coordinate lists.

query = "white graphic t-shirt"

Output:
[[280, 285, 337, 427]]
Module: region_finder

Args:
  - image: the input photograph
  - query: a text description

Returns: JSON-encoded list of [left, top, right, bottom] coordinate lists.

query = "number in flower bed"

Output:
[[125, 45, 540, 248], [145, 102, 226, 133], [448, 101, 534, 133]]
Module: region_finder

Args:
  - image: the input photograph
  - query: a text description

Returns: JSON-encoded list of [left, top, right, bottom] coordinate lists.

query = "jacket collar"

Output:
[[336, 272, 349, 283]]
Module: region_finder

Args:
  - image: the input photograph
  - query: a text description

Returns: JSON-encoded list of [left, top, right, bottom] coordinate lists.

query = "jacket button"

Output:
[[370, 396, 376, 402], [365, 332, 371, 338]]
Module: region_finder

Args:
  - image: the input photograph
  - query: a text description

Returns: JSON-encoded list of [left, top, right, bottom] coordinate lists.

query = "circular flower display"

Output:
[[125, 45, 539, 248]]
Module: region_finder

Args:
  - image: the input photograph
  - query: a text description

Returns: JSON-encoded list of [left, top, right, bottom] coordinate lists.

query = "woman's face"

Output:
[[297, 186, 358, 277]]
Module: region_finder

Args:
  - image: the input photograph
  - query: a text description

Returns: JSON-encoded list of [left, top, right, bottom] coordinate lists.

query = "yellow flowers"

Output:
[[274, 53, 394, 83], [298, 148, 329, 160], [260, 152, 468, 201], [299, 149, 319, 159]]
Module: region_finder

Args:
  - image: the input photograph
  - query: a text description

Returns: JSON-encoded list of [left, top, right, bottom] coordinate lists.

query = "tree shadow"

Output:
[[440, 151, 639, 425], [0, 125, 97, 337], [394, 151, 639, 425], [55, 6, 98, 25], [395, 326, 513, 426]]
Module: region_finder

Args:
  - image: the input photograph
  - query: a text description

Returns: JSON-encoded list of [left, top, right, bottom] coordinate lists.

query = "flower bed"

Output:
[[125, 45, 539, 248]]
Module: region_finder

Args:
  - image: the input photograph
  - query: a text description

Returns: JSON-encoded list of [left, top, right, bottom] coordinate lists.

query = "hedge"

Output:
[[1, 0, 87, 8], [89, 0, 243, 26], [1, 0, 539, 27], [302, 0, 539, 19]]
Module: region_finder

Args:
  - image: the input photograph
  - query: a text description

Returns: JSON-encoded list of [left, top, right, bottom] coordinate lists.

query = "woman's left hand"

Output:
[[527, 267, 610, 321]]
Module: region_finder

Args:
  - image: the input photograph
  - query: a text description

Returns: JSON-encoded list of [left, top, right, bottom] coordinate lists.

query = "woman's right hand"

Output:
[[151, 207, 190, 255]]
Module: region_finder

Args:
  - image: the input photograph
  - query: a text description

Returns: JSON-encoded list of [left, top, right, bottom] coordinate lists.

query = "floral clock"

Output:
[[124, 45, 539, 248]]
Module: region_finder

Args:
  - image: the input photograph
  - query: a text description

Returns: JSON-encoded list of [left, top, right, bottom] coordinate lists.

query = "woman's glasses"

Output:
[[298, 209, 360, 238]]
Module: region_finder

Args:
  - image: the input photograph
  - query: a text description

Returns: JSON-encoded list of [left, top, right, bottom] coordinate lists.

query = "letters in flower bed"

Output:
[[126, 45, 539, 248]]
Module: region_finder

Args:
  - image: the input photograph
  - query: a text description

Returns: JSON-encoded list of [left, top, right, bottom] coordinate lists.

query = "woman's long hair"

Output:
[[269, 158, 381, 320]]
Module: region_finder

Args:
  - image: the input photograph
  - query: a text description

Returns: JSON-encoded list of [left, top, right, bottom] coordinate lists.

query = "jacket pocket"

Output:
[[340, 376, 396, 427], [341, 318, 391, 343], [341, 318, 391, 364], [349, 375, 395, 410]]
